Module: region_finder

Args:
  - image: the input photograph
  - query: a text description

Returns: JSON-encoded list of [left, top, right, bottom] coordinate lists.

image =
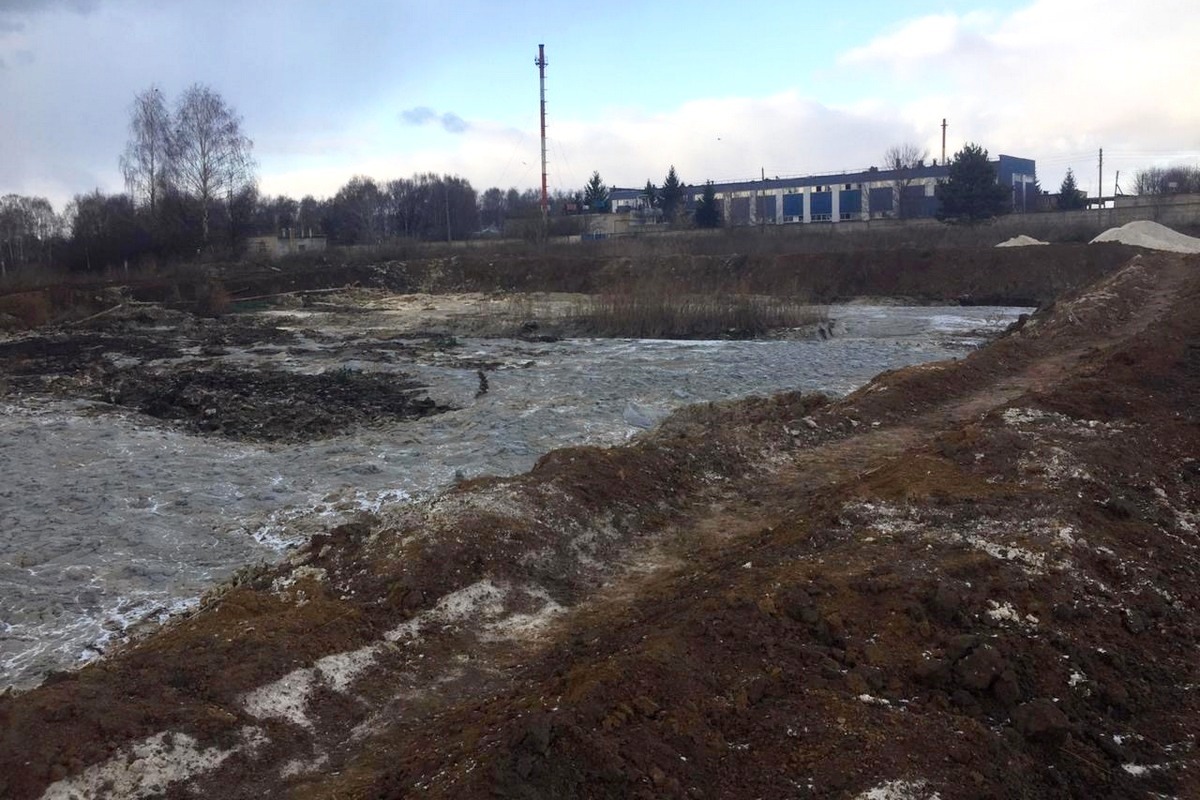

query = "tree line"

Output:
[[580, 165, 721, 229], [4, 81, 1199, 276]]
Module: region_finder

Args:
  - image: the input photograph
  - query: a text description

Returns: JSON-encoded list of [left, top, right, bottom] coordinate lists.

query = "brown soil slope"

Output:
[[2, 253, 1197, 799]]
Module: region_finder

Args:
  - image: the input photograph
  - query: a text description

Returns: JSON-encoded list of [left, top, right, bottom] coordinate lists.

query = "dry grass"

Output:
[[0, 291, 51, 328], [569, 284, 823, 339], [194, 280, 232, 317]]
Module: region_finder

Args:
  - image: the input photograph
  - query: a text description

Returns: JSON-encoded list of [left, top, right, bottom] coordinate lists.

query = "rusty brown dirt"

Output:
[[1, 252, 1198, 799]]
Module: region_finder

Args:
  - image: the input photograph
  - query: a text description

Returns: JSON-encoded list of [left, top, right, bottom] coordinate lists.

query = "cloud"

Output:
[[400, 106, 437, 125], [400, 106, 471, 134], [0, 0, 101, 16], [839, 12, 995, 69], [439, 112, 468, 134], [830, 0, 1200, 194]]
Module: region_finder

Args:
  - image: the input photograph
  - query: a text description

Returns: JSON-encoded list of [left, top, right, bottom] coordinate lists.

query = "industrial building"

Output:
[[609, 155, 1036, 226]]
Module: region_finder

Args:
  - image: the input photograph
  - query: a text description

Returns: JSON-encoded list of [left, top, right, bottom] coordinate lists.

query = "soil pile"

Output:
[[102, 364, 447, 441], [1090, 220, 1200, 253], [0, 319, 450, 442], [1, 253, 1198, 799], [995, 234, 1049, 247]]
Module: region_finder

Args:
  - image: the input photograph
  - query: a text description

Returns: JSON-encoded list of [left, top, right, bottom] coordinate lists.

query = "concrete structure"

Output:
[[245, 230, 328, 259], [610, 155, 1037, 227]]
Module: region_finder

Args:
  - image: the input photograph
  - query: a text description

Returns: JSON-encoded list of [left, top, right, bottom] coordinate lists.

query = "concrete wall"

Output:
[[727, 199, 1200, 244], [246, 235, 328, 259]]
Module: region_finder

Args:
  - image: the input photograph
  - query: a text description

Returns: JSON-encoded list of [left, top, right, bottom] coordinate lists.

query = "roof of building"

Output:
[[610, 155, 1030, 201]]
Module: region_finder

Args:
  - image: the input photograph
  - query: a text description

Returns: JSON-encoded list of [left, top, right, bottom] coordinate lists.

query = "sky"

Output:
[[2, 0, 1199, 211]]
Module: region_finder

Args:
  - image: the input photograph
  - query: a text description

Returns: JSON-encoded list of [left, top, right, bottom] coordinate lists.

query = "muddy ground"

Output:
[[0, 315, 450, 442], [1, 250, 1198, 798]]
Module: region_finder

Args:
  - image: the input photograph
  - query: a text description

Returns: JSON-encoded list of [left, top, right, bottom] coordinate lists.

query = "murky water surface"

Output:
[[0, 305, 1026, 688]]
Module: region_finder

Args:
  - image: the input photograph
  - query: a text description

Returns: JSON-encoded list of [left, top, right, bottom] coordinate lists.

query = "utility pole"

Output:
[[536, 44, 549, 222], [1098, 148, 1103, 210], [941, 118, 947, 165]]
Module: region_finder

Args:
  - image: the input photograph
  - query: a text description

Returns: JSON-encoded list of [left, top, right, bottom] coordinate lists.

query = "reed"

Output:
[[568, 282, 823, 339]]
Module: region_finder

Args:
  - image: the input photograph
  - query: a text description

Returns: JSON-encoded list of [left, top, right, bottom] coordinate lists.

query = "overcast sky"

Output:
[[2, 0, 1198, 210]]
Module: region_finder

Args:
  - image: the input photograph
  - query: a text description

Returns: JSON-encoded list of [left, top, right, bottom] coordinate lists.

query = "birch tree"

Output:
[[172, 84, 254, 242], [119, 86, 171, 216]]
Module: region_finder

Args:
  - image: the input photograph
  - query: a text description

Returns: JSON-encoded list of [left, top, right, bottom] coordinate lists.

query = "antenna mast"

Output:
[[536, 44, 549, 219]]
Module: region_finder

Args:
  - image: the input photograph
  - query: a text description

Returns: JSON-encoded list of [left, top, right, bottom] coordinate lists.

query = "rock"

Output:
[[1012, 699, 1070, 743], [945, 634, 980, 662], [779, 586, 814, 621], [820, 658, 843, 680], [951, 689, 981, 713], [913, 658, 951, 685], [955, 645, 1007, 691], [930, 582, 964, 620], [854, 665, 885, 691], [992, 669, 1022, 707], [1123, 609, 1149, 634], [844, 671, 870, 695]]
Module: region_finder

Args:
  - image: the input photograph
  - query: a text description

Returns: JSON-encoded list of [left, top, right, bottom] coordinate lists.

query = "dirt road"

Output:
[[2, 253, 1197, 799]]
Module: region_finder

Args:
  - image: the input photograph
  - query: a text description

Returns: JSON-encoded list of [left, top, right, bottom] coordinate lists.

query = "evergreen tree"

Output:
[[936, 143, 1009, 221], [583, 171, 609, 212], [641, 180, 658, 209], [694, 181, 721, 228], [660, 165, 684, 222], [1057, 168, 1086, 210]]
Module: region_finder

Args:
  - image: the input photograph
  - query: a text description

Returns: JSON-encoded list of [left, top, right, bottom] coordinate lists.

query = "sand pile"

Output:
[[1090, 220, 1200, 253], [995, 235, 1049, 247]]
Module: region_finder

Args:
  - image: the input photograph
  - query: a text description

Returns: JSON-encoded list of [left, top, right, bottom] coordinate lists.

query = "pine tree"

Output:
[[936, 143, 1010, 221], [660, 166, 684, 222], [1057, 168, 1086, 210], [583, 171, 609, 212], [641, 180, 657, 209], [694, 181, 721, 228]]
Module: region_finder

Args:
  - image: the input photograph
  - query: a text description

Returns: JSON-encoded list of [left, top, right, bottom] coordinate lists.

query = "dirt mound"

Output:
[[101, 364, 449, 441], [995, 234, 1049, 247], [0, 319, 451, 441], [1090, 220, 1200, 253], [2, 254, 1198, 799]]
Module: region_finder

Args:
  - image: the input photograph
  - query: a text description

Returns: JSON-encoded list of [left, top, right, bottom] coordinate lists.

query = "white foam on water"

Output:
[[2, 307, 1026, 689]]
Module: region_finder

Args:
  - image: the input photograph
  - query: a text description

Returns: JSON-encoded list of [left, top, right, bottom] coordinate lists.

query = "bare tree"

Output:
[[119, 86, 171, 216], [172, 84, 255, 242], [1133, 165, 1200, 195], [1, 194, 62, 275], [883, 143, 929, 218]]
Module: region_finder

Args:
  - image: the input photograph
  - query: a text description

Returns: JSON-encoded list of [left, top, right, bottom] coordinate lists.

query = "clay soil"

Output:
[[0, 313, 451, 442], [2, 251, 1198, 799]]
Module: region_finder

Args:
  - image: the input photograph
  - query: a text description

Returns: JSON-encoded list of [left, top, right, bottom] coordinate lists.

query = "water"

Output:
[[0, 305, 1027, 689]]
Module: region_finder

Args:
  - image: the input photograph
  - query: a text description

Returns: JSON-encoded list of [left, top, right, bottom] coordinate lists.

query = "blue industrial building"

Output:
[[609, 154, 1037, 225]]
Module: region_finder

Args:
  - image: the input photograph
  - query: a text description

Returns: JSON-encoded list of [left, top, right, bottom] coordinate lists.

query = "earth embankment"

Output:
[[1, 252, 1197, 799], [2, 242, 1141, 329]]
